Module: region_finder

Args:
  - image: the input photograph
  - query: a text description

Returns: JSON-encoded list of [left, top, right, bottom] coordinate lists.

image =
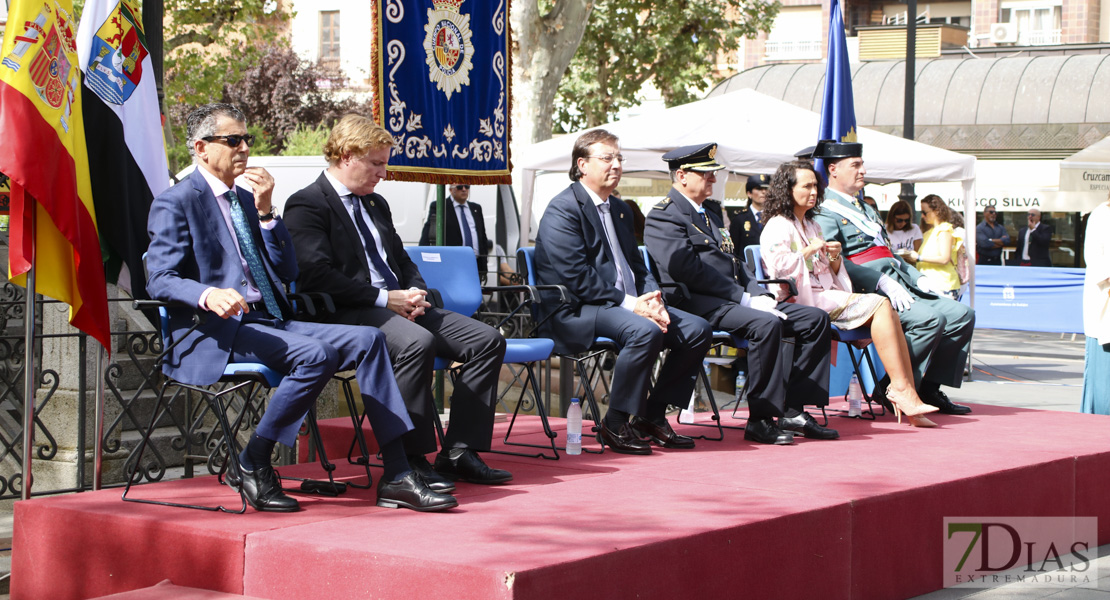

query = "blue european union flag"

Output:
[[815, 0, 858, 179]]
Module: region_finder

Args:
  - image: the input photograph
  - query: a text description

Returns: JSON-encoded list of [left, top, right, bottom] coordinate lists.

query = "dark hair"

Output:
[[885, 199, 914, 232], [569, 129, 619, 181], [186, 103, 246, 159], [764, 160, 825, 223], [919, 194, 952, 232]]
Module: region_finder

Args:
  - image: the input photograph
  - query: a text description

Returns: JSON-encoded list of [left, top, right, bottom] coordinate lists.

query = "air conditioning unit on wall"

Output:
[[990, 22, 1018, 44]]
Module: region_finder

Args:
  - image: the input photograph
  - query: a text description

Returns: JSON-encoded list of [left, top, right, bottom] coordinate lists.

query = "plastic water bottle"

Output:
[[735, 371, 747, 405], [566, 398, 582, 455], [847, 374, 863, 417]]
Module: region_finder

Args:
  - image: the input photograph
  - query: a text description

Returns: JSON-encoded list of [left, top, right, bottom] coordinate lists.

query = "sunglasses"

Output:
[[894, 217, 910, 223], [455, 185, 470, 190], [203, 134, 255, 148]]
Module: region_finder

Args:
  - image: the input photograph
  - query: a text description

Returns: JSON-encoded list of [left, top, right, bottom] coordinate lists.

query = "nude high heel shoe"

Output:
[[886, 388, 940, 428]]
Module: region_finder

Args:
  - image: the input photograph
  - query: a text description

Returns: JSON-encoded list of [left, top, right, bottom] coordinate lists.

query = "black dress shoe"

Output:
[[744, 418, 795, 445], [597, 421, 652, 455], [629, 416, 695, 449], [434, 449, 513, 485], [376, 471, 458, 512], [237, 464, 300, 512], [779, 412, 839, 440], [409, 455, 456, 493], [922, 389, 972, 415]]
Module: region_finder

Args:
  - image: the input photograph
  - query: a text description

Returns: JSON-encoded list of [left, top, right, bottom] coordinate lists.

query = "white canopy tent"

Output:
[[517, 88, 978, 246], [1059, 134, 1110, 212]]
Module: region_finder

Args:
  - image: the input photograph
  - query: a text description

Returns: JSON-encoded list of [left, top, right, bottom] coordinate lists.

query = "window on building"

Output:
[[764, 6, 823, 61], [320, 10, 340, 66], [1000, 1, 1061, 45]]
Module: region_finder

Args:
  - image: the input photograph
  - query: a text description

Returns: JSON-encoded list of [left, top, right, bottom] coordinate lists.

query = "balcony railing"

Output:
[[764, 40, 823, 61], [1018, 29, 1061, 45]]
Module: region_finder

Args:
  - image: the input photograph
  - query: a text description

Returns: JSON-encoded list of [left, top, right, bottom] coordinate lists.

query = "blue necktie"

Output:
[[456, 204, 475, 252], [227, 190, 284, 320], [349, 196, 401, 290]]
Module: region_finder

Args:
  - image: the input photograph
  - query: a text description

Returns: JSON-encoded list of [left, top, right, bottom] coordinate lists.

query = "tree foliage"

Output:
[[553, 0, 779, 133]]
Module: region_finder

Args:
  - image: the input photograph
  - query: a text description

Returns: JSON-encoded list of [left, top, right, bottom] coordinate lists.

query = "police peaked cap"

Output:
[[662, 143, 725, 172], [812, 139, 863, 160]]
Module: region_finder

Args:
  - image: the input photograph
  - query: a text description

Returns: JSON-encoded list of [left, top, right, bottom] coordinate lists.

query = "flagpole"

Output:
[[93, 344, 106, 490], [22, 198, 37, 502]]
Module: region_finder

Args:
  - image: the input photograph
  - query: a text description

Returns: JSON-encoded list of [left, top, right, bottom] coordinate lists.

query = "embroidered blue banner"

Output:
[[373, 0, 511, 184]]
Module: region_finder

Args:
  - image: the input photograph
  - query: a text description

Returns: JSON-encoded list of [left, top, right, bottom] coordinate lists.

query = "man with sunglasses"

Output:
[[146, 104, 454, 513], [419, 183, 489, 272], [975, 206, 1010, 265], [284, 114, 512, 490]]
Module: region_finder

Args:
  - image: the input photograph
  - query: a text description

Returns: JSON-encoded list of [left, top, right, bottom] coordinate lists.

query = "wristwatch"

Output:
[[258, 208, 276, 222]]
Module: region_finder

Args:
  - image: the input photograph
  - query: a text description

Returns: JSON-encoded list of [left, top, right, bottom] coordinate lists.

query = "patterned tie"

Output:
[[598, 201, 636, 296], [227, 190, 284, 320], [349, 196, 401, 290], [456, 203, 475, 252]]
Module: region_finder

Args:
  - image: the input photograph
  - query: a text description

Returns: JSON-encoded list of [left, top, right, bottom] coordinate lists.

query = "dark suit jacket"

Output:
[[729, 204, 763, 262], [1015, 223, 1053, 267], [644, 188, 770, 319], [283, 172, 426, 319], [418, 198, 489, 257], [534, 182, 658, 353], [146, 168, 296, 385]]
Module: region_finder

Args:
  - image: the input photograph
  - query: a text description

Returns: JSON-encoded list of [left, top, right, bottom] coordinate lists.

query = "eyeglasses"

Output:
[[894, 217, 910, 224], [203, 134, 255, 148], [454, 185, 470, 190], [587, 154, 625, 164]]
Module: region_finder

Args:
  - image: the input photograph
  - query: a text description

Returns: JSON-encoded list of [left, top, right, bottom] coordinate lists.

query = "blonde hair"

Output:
[[323, 113, 394, 165]]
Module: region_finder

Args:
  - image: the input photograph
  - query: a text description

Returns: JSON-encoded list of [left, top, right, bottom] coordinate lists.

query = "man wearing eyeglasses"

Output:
[[975, 206, 1010, 265], [533, 129, 712, 454], [419, 183, 489, 271], [145, 104, 445, 512], [1015, 208, 1053, 267], [284, 114, 513, 492]]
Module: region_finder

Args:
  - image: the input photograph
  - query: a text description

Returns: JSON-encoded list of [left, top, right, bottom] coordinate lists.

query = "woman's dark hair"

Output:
[[919, 194, 952, 232], [885, 200, 914, 232], [764, 160, 825, 223]]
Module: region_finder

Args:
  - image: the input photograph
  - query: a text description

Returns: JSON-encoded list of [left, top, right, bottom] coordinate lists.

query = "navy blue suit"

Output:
[[146, 168, 413, 447], [534, 182, 711, 418]]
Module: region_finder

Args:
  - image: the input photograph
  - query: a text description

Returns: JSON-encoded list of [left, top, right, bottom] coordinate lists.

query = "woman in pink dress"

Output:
[[760, 161, 938, 427]]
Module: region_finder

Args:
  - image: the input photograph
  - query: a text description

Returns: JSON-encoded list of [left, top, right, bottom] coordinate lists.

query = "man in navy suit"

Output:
[[1015, 208, 1053, 267], [419, 183, 489, 271], [146, 104, 455, 513], [533, 129, 712, 454], [284, 114, 511, 489], [645, 144, 836, 444]]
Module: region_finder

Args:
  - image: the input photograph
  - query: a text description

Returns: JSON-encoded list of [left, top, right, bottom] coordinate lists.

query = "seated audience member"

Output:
[[419, 182, 489, 272], [283, 114, 512, 495], [644, 143, 837, 444], [812, 139, 975, 415], [884, 200, 922, 264], [146, 104, 452, 513], [533, 129, 712, 454], [914, 195, 964, 301], [759, 161, 938, 427]]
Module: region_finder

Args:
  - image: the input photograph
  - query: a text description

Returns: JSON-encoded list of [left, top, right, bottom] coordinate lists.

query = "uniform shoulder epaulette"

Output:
[[652, 198, 671, 210]]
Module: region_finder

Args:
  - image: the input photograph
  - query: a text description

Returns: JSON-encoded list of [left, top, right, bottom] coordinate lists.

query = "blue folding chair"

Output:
[[517, 247, 612, 454], [405, 247, 563, 459], [744, 244, 886, 420]]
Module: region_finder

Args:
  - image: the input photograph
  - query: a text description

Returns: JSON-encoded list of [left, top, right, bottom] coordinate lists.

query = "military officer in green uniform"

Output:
[[811, 139, 974, 415], [645, 143, 837, 444], [729, 174, 770, 264]]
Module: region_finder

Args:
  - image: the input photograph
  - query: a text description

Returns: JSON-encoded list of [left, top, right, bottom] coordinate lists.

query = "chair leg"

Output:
[[333, 375, 374, 489], [571, 354, 606, 454], [122, 381, 249, 513], [277, 408, 349, 496], [673, 366, 732, 440], [492, 362, 561, 460]]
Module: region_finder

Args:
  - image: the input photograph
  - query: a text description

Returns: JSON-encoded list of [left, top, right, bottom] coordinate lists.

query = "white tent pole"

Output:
[[520, 169, 535, 244]]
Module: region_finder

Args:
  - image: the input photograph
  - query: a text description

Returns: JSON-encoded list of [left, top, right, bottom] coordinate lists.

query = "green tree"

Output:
[[553, 0, 780, 132]]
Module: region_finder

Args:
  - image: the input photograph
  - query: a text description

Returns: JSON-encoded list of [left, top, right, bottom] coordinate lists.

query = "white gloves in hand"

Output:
[[750, 295, 788, 320], [915, 276, 936, 295], [878, 274, 916, 312]]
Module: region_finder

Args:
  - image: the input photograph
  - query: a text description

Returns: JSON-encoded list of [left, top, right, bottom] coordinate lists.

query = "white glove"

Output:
[[877, 274, 915, 312], [750, 295, 788, 320], [916, 276, 936, 295]]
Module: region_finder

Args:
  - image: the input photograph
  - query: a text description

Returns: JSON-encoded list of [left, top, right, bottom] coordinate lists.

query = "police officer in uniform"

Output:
[[811, 139, 974, 415], [644, 143, 836, 444], [729, 174, 770, 263]]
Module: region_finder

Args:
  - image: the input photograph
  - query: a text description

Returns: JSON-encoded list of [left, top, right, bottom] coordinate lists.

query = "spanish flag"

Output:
[[0, 0, 111, 352]]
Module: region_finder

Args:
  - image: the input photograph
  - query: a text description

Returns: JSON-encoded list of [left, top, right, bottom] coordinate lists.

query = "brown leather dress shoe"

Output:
[[630, 416, 696, 449], [598, 420, 652, 455]]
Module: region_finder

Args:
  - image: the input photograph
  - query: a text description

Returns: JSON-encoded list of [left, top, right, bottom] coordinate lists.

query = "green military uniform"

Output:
[[813, 188, 975, 389]]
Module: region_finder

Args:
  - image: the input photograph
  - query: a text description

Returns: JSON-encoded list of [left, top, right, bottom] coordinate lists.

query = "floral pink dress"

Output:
[[761, 215, 886, 329]]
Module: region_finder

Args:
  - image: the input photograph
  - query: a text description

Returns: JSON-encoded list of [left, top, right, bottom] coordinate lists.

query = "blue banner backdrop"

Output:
[[963, 266, 1085, 334], [372, 0, 511, 184]]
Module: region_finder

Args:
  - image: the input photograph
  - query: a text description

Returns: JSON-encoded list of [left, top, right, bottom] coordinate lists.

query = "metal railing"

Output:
[[764, 40, 823, 61]]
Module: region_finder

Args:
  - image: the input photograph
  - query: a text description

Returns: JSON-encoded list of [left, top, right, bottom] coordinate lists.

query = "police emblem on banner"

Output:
[[85, 0, 149, 105], [372, 0, 510, 184], [423, 0, 474, 100]]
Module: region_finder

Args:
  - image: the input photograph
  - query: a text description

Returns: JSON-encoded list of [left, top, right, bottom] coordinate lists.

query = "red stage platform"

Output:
[[13, 403, 1110, 600]]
